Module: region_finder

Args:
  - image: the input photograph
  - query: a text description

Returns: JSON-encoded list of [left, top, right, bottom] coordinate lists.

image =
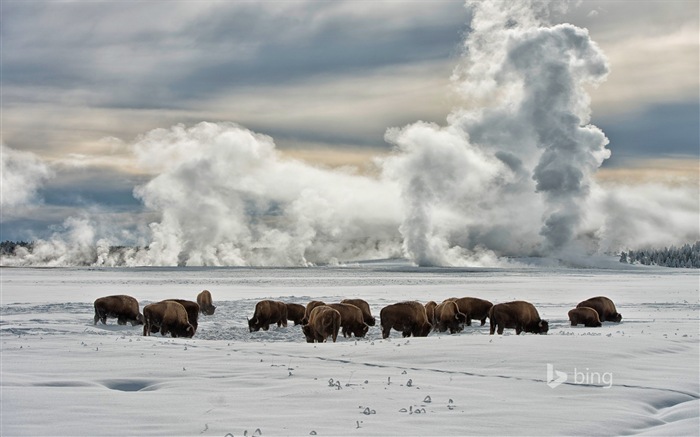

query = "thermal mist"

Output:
[[1, 0, 698, 267]]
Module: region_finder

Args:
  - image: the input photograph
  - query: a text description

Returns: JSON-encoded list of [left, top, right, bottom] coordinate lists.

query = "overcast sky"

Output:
[[1, 0, 698, 243]]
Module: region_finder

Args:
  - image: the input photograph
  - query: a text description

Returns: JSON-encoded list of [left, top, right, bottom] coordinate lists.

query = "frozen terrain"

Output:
[[1, 262, 698, 436]]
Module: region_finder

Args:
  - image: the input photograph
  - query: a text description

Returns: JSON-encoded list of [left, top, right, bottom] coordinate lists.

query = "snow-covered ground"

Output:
[[1, 262, 698, 436]]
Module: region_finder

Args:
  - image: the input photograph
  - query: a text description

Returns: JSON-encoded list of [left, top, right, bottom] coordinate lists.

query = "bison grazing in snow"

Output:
[[285, 303, 306, 326], [94, 295, 143, 326], [447, 297, 493, 326], [576, 296, 622, 323], [248, 300, 288, 332], [489, 301, 548, 335], [340, 298, 376, 326], [196, 290, 216, 315], [301, 300, 326, 325], [302, 306, 341, 343], [327, 303, 370, 338], [568, 307, 602, 327], [143, 301, 195, 338], [435, 300, 468, 334], [379, 301, 432, 339], [163, 299, 199, 333]]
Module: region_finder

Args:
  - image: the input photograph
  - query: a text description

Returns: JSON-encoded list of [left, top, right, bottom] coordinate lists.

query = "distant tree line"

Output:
[[0, 241, 33, 256], [619, 241, 700, 268]]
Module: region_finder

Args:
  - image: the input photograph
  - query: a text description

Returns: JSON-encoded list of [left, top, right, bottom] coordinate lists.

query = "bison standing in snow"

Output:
[[143, 301, 195, 338], [327, 303, 370, 338], [164, 299, 199, 333], [379, 301, 432, 339], [248, 300, 288, 332], [340, 298, 376, 326], [568, 307, 602, 327], [196, 290, 216, 315], [435, 300, 468, 334], [576, 296, 622, 323], [301, 300, 326, 325], [285, 303, 306, 326], [447, 297, 493, 326], [93, 295, 143, 326], [489, 301, 548, 335], [302, 306, 341, 343]]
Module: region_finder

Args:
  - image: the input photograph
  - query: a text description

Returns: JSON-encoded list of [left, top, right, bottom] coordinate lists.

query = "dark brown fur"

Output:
[[248, 300, 288, 332], [340, 298, 376, 326], [143, 301, 195, 338], [568, 307, 602, 327], [94, 295, 143, 326], [327, 303, 370, 338], [424, 301, 437, 329], [577, 296, 622, 323], [435, 300, 468, 334], [447, 297, 493, 326], [302, 306, 341, 343], [285, 303, 306, 325], [489, 301, 548, 335], [196, 290, 216, 315], [379, 301, 432, 339], [301, 300, 326, 325], [164, 299, 199, 333]]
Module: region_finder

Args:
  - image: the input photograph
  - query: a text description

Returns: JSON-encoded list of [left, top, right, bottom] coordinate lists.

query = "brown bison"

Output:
[[301, 300, 326, 325], [143, 301, 195, 338], [248, 300, 288, 332], [327, 303, 370, 338], [285, 303, 306, 325], [424, 301, 438, 329], [576, 296, 622, 323], [162, 299, 199, 333], [302, 306, 341, 343], [489, 301, 548, 335], [340, 298, 376, 326], [447, 297, 493, 326], [196, 290, 216, 315], [94, 295, 143, 326], [568, 307, 602, 327], [435, 300, 468, 334], [379, 301, 432, 339]]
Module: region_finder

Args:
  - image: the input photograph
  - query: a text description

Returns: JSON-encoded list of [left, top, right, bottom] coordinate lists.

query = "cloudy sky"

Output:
[[1, 0, 698, 253]]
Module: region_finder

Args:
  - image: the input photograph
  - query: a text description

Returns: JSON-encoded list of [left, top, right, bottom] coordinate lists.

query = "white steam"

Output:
[[2, 0, 697, 267], [1, 144, 53, 212]]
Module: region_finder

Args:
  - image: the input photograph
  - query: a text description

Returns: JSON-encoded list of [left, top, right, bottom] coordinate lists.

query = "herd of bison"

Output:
[[93, 291, 623, 342]]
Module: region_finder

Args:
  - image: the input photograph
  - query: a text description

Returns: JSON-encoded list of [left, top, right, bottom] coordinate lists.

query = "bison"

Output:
[[327, 303, 370, 338], [447, 297, 493, 326], [379, 301, 432, 339], [435, 300, 468, 334], [568, 307, 602, 327], [159, 299, 199, 333], [143, 301, 195, 338], [302, 306, 341, 343], [285, 303, 306, 326], [576, 296, 622, 323], [489, 301, 548, 335], [196, 290, 216, 315], [248, 300, 288, 332], [340, 298, 376, 326], [94, 295, 143, 326], [424, 301, 437, 329], [301, 300, 326, 325]]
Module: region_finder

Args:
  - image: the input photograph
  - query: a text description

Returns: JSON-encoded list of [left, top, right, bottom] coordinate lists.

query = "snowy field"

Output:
[[1, 262, 698, 436]]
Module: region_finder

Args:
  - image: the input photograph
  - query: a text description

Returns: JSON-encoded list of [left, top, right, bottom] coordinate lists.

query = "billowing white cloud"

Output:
[[1, 144, 52, 211]]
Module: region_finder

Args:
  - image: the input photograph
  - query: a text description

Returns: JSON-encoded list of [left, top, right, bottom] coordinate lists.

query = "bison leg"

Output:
[[117, 317, 127, 325], [381, 325, 391, 339], [489, 319, 496, 335], [143, 322, 150, 336], [515, 325, 522, 335], [94, 312, 100, 325], [480, 317, 487, 326], [496, 324, 504, 335]]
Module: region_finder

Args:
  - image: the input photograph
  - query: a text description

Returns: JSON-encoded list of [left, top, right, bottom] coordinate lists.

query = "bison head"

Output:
[[204, 305, 216, 315], [612, 313, 622, 323], [301, 325, 314, 343], [248, 317, 261, 333], [134, 313, 145, 326], [537, 320, 549, 334]]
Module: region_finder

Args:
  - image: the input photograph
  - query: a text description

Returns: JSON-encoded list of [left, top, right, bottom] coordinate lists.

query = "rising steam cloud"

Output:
[[2, 0, 698, 267]]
